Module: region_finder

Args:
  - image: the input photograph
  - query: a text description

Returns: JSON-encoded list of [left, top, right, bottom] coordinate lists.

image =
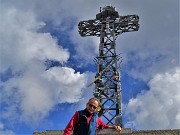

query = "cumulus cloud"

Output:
[[0, 5, 69, 72], [121, 36, 179, 81], [125, 67, 180, 129], [0, 0, 179, 132], [3, 0, 178, 74], [1, 66, 88, 125], [69, 27, 99, 65], [0, 122, 15, 135], [0, 0, 88, 126], [117, 0, 179, 81]]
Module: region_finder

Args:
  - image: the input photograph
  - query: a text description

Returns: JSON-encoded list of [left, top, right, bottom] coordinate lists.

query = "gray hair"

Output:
[[88, 97, 100, 105]]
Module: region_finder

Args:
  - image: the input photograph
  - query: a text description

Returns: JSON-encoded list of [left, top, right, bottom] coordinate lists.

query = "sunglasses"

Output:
[[88, 103, 98, 109]]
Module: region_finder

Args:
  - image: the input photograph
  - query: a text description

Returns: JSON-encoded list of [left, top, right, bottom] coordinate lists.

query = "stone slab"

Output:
[[33, 129, 180, 135]]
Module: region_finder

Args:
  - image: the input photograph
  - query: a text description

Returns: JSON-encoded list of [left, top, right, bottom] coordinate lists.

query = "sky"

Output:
[[0, 0, 179, 134]]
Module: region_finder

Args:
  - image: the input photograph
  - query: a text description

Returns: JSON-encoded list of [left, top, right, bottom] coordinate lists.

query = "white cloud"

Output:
[[0, 123, 4, 130], [0, 130, 15, 135], [125, 67, 180, 129], [2, 0, 178, 74], [0, 6, 69, 73], [0, 1, 88, 126], [121, 36, 179, 81], [114, 0, 179, 81], [69, 27, 99, 65], [1, 66, 88, 125], [0, 0, 179, 132], [44, 67, 88, 103], [0, 122, 15, 135], [70, 71, 96, 111]]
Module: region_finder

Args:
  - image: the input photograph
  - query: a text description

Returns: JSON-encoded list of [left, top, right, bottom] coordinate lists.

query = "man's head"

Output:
[[86, 97, 99, 114]]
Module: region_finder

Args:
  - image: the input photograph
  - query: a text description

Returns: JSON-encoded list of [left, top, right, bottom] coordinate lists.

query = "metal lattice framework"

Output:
[[78, 6, 139, 126]]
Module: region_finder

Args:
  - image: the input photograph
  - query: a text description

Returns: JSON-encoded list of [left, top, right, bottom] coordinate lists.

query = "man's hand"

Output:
[[114, 125, 121, 132], [108, 125, 121, 132]]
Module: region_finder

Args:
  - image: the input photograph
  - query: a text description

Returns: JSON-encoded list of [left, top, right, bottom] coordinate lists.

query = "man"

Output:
[[63, 97, 121, 135]]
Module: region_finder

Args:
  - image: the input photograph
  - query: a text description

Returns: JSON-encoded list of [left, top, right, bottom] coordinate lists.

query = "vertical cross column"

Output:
[[94, 19, 122, 125]]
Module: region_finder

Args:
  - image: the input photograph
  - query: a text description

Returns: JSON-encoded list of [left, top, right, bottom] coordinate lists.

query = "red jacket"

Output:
[[64, 111, 109, 135]]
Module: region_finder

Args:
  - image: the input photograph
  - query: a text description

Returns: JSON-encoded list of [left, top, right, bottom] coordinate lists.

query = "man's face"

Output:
[[86, 100, 98, 114]]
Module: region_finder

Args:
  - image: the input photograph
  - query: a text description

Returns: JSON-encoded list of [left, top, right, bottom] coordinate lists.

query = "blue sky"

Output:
[[0, 0, 179, 134]]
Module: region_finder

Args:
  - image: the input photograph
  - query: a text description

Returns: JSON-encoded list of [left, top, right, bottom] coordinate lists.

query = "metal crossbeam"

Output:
[[78, 5, 139, 127], [78, 15, 139, 37]]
